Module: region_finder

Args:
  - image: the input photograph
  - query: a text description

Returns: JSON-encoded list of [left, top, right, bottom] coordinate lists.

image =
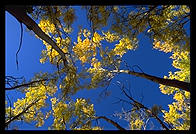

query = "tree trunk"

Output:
[[5, 6, 68, 68], [112, 70, 190, 92]]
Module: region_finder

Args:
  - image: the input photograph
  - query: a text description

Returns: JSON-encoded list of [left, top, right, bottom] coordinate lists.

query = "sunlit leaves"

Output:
[[113, 36, 137, 57], [73, 29, 93, 64], [102, 31, 120, 43], [130, 119, 144, 130], [39, 37, 70, 64], [6, 5, 190, 130], [159, 50, 190, 95], [5, 73, 58, 128], [153, 39, 176, 53], [149, 5, 190, 51], [50, 98, 97, 130], [91, 57, 101, 69], [72, 28, 137, 89], [92, 32, 104, 44], [73, 29, 105, 64], [38, 19, 56, 35], [162, 104, 181, 125], [155, 21, 190, 130], [129, 111, 144, 130]]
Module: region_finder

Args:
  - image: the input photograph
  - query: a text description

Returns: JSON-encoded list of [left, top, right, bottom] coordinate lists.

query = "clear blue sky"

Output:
[[5, 6, 179, 130]]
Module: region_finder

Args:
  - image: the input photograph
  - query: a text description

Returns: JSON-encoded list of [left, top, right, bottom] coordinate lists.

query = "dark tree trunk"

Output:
[[5, 6, 68, 68], [112, 70, 190, 92]]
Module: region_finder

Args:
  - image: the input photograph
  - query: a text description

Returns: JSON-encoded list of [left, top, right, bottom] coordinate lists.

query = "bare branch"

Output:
[[16, 22, 23, 70], [111, 69, 190, 92], [5, 79, 48, 90], [120, 87, 169, 130], [95, 116, 126, 130]]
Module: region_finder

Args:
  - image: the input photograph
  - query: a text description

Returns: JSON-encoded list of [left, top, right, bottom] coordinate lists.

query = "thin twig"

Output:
[[16, 22, 23, 70], [120, 87, 169, 130]]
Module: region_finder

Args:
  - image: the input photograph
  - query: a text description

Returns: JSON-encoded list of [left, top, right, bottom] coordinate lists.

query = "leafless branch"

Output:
[[120, 86, 169, 130], [111, 69, 190, 92], [95, 116, 126, 130], [5, 79, 48, 90], [16, 22, 23, 70]]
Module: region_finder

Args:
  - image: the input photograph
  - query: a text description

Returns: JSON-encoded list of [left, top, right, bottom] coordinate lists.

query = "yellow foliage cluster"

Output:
[[38, 19, 56, 35], [88, 67, 106, 88], [162, 95, 190, 130], [170, 5, 190, 17], [151, 6, 190, 128], [6, 83, 57, 127], [113, 37, 136, 56], [73, 28, 137, 66], [50, 98, 97, 130], [38, 18, 71, 65], [73, 30, 92, 63], [130, 118, 144, 130], [153, 39, 176, 53], [50, 97, 68, 130], [155, 34, 190, 130], [75, 98, 94, 116], [91, 57, 101, 69], [72, 28, 137, 89], [73, 126, 102, 130], [39, 37, 70, 64], [58, 65, 79, 94], [149, 5, 190, 51], [73, 29, 104, 63], [93, 32, 104, 44], [63, 27, 72, 33], [162, 104, 181, 125], [160, 50, 190, 95], [102, 31, 120, 43]]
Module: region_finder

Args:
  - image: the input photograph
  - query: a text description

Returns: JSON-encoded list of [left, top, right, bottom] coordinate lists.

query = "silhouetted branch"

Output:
[[111, 69, 190, 92], [95, 116, 126, 130], [5, 6, 68, 69], [5, 99, 40, 127], [5, 79, 48, 90], [120, 86, 169, 130], [16, 22, 23, 70]]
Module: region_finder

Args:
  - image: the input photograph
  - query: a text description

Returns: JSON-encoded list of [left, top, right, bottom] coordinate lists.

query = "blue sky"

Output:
[[5, 6, 180, 130]]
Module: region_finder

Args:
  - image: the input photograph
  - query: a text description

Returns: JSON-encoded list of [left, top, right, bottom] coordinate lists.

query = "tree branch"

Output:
[[16, 22, 23, 70], [5, 99, 40, 128], [5, 6, 68, 68], [111, 70, 190, 92], [95, 116, 126, 130], [5, 79, 48, 90], [120, 86, 169, 130]]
